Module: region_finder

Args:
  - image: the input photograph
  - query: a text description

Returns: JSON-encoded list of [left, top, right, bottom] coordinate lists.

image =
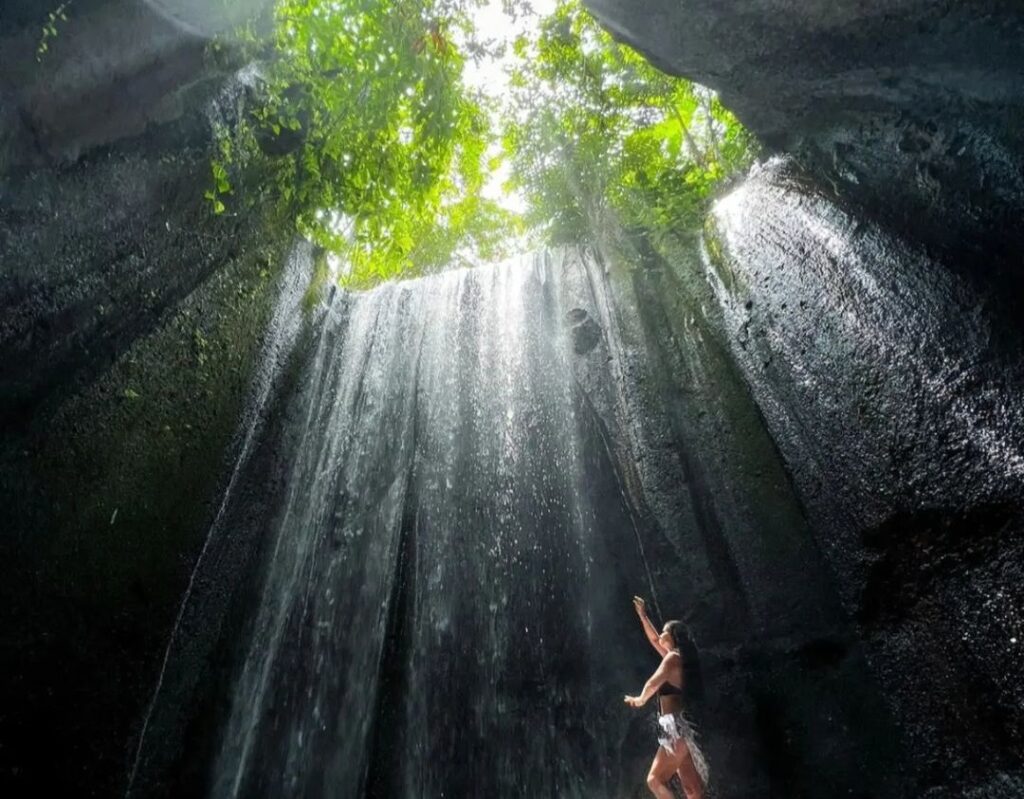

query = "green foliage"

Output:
[[37, 2, 71, 62], [193, 327, 211, 367], [502, 0, 758, 249], [211, 0, 518, 288], [211, 0, 756, 290], [301, 247, 331, 311]]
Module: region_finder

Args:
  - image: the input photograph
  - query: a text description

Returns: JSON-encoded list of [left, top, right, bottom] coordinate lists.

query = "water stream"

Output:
[[212, 250, 657, 797], [127, 242, 312, 798]]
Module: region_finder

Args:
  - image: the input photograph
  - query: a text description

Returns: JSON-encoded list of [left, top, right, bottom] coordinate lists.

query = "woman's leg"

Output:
[[646, 746, 681, 799], [675, 740, 704, 799]]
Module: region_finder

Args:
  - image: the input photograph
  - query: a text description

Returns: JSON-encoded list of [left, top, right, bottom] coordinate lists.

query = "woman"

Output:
[[624, 596, 709, 799]]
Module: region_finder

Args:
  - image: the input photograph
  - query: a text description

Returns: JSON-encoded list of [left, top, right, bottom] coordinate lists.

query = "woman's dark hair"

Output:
[[664, 620, 704, 701]]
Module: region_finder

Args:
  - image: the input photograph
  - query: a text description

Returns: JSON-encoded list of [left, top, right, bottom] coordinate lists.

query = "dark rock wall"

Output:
[[0, 0, 274, 426], [579, 1, 1024, 794], [582, 0, 1024, 271], [124, 254, 316, 799], [0, 240, 300, 796], [576, 242, 909, 798], [701, 159, 1024, 796], [2, 1, 1022, 797], [0, 1, 300, 795]]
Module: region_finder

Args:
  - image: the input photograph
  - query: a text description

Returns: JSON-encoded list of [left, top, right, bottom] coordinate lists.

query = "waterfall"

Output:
[[212, 250, 658, 798], [126, 241, 312, 798]]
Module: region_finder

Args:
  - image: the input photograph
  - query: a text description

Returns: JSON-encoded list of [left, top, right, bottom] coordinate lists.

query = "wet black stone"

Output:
[[583, 0, 1024, 275], [700, 158, 1024, 797], [566, 308, 602, 354], [0, 2, 300, 796], [3, 2, 1024, 798]]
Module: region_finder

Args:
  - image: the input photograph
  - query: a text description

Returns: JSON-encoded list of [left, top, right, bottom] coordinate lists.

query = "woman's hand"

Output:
[[632, 596, 647, 618], [624, 694, 644, 708]]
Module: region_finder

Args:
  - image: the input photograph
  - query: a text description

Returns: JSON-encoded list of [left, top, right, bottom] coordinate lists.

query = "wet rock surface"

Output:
[[582, 0, 1024, 270], [0, 0, 277, 428], [0, 1, 303, 795], [577, 2, 1024, 791], [565, 307, 603, 354], [0, 232, 305, 797], [2, 1, 1023, 798], [703, 158, 1024, 796], [572, 242, 908, 798]]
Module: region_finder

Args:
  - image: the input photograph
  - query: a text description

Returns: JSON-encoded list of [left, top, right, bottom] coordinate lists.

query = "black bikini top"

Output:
[[659, 643, 701, 699]]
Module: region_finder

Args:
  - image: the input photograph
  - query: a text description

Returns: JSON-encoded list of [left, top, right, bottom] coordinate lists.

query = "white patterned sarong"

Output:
[[656, 710, 711, 788]]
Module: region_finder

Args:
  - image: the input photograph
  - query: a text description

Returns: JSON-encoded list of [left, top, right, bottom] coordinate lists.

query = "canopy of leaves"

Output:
[[212, 0, 756, 289], [211, 0, 519, 288], [502, 1, 757, 250]]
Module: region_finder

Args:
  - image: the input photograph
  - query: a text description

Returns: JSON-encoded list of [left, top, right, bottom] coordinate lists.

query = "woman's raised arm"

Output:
[[633, 596, 668, 656]]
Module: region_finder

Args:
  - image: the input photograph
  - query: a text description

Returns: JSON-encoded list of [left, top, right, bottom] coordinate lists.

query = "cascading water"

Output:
[[121, 185, 935, 799], [211, 250, 661, 798], [126, 242, 313, 798]]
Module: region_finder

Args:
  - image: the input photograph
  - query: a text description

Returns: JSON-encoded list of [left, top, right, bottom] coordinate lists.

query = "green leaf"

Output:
[[201, 0, 753, 289]]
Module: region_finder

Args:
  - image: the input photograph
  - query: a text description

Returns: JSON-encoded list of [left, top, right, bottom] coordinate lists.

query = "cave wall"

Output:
[[701, 159, 1024, 796], [2, 1, 1022, 796], [0, 0, 277, 424], [578, 1, 1024, 794], [0, 1, 301, 795], [568, 243, 909, 798], [582, 0, 1024, 273], [142, 247, 912, 799]]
